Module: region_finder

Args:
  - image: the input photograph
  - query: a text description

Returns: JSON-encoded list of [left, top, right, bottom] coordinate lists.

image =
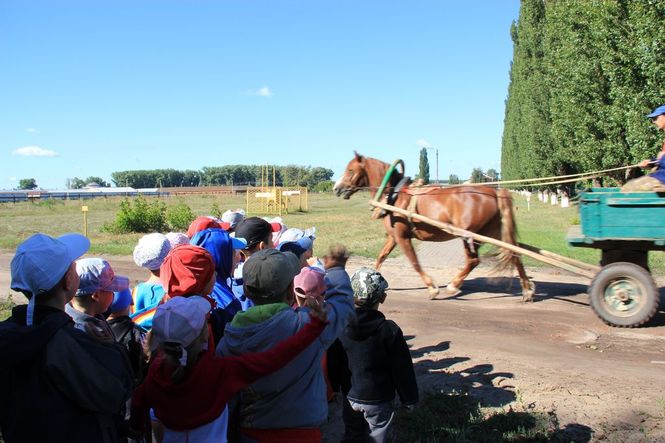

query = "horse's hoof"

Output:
[[428, 286, 440, 300], [522, 281, 536, 302], [445, 283, 461, 297]]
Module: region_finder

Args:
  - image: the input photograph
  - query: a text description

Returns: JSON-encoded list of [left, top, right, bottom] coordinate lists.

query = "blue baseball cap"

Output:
[[110, 288, 133, 312], [646, 105, 665, 118], [76, 258, 130, 296], [11, 233, 90, 297]]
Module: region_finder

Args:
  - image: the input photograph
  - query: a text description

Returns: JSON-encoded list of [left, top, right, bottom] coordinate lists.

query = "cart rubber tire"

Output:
[[589, 262, 659, 327]]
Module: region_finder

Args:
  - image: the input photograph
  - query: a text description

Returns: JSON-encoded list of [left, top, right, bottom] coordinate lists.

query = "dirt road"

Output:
[[2, 242, 664, 441]]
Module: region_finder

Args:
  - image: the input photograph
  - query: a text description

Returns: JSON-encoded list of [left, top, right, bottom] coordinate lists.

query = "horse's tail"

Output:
[[496, 188, 518, 271]]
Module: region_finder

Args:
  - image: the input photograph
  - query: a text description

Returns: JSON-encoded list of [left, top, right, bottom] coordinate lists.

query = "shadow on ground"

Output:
[[398, 337, 594, 442]]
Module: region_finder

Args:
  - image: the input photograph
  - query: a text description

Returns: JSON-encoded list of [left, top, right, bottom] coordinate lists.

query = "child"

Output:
[[278, 227, 317, 265], [218, 246, 354, 442], [340, 267, 419, 443], [220, 208, 246, 232], [131, 233, 171, 329], [190, 227, 248, 342], [231, 217, 281, 309], [1, 233, 133, 442], [293, 266, 347, 404], [129, 295, 329, 442], [187, 216, 222, 238], [66, 258, 130, 342], [108, 288, 148, 382]]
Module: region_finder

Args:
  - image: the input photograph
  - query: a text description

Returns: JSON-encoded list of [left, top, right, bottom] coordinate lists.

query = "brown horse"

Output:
[[333, 152, 535, 301]]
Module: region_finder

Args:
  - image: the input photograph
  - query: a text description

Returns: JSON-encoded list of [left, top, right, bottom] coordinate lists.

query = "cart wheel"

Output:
[[589, 262, 659, 327]]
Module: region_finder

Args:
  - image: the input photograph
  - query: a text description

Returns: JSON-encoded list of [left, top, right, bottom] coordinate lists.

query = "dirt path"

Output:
[[2, 243, 664, 441]]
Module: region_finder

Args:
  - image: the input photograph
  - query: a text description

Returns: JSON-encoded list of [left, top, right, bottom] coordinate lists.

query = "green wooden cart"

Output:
[[567, 188, 663, 327]]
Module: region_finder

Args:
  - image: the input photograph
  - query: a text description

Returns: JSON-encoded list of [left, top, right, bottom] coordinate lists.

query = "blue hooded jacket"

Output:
[[191, 228, 243, 342]]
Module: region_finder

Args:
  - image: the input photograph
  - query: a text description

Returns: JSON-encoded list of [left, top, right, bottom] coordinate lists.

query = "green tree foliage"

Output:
[[18, 178, 37, 190], [69, 176, 111, 188], [112, 165, 333, 190], [417, 148, 430, 184], [111, 169, 201, 188], [448, 174, 461, 185], [502, 1, 665, 185], [470, 168, 486, 183]]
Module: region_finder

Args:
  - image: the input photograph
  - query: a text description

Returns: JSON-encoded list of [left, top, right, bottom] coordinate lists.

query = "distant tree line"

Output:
[[67, 177, 111, 189], [502, 0, 665, 186], [110, 165, 334, 190]]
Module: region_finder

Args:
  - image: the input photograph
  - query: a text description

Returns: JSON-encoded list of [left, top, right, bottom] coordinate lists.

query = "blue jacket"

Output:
[[650, 154, 665, 183], [191, 228, 243, 342], [216, 266, 354, 429]]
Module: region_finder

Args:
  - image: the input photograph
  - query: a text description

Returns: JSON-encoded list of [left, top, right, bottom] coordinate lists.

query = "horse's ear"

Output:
[[354, 151, 364, 163]]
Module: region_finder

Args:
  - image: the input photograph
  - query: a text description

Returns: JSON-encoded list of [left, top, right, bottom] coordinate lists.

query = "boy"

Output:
[[340, 267, 418, 443], [66, 258, 130, 342], [131, 233, 171, 329], [217, 245, 354, 442], [108, 288, 147, 382], [231, 216, 281, 309], [0, 233, 134, 442]]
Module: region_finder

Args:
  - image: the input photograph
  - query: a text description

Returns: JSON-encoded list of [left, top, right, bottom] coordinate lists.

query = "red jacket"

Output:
[[130, 315, 326, 432]]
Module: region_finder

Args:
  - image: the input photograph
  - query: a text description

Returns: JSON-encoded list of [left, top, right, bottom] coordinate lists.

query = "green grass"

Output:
[[2, 191, 665, 274], [393, 390, 581, 442], [0, 192, 388, 259], [0, 295, 15, 321]]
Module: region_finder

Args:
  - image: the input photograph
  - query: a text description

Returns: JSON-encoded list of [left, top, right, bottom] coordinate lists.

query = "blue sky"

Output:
[[1, 0, 520, 190]]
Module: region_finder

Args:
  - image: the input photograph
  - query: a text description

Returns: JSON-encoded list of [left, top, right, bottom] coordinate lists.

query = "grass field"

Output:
[[2, 190, 665, 273]]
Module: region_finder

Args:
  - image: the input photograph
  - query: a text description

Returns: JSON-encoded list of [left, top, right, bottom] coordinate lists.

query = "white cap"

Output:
[[133, 233, 171, 270], [165, 232, 190, 248], [150, 296, 212, 352], [279, 227, 316, 244]]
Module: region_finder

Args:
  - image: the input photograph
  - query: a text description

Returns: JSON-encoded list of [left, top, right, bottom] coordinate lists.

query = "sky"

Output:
[[0, 0, 520, 190]]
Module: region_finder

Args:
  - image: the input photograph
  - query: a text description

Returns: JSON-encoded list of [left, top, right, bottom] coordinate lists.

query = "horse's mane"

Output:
[[363, 156, 406, 189]]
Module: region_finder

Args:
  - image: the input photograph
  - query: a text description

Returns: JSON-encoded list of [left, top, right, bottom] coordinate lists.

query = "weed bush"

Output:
[[210, 202, 222, 219], [167, 203, 195, 231], [0, 295, 15, 321], [102, 197, 168, 233]]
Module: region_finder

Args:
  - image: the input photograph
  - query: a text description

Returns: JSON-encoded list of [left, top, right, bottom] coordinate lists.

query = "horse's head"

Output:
[[334, 152, 369, 199]]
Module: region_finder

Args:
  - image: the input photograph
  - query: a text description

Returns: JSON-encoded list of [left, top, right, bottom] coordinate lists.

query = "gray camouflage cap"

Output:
[[351, 267, 389, 305]]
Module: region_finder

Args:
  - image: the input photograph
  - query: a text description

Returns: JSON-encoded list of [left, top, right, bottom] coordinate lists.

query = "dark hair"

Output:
[[30, 271, 69, 304], [235, 217, 272, 251]]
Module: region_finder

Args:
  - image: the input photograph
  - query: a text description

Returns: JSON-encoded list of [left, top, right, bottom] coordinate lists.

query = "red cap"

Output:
[[187, 216, 222, 238], [160, 244, 215, 297]]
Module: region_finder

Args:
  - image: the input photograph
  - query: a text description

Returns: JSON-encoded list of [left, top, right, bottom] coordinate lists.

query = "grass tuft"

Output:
[[393, 390, 581, 442]]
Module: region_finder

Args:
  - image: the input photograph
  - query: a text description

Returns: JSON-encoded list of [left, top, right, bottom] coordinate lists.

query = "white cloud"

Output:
[[250, 86, 273, 97], [8, 177, 16, 182], [12, 146, 58, 157], [417, 139, 432, 148], [26, 128, 39, 133]]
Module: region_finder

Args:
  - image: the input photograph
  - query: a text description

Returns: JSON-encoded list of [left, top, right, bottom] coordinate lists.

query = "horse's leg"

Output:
[[513, 255, 535, 302], [393, 233, 439, 299], [446, 237, 480, 296], [374, 235, 396, 271]]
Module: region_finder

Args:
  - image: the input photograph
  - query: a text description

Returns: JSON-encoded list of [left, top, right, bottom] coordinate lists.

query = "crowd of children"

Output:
[[0, 208, 419, 443]]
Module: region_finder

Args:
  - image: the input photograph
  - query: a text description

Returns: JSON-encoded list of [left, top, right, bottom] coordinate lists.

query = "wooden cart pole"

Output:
[[369, 200, 599, 279]]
